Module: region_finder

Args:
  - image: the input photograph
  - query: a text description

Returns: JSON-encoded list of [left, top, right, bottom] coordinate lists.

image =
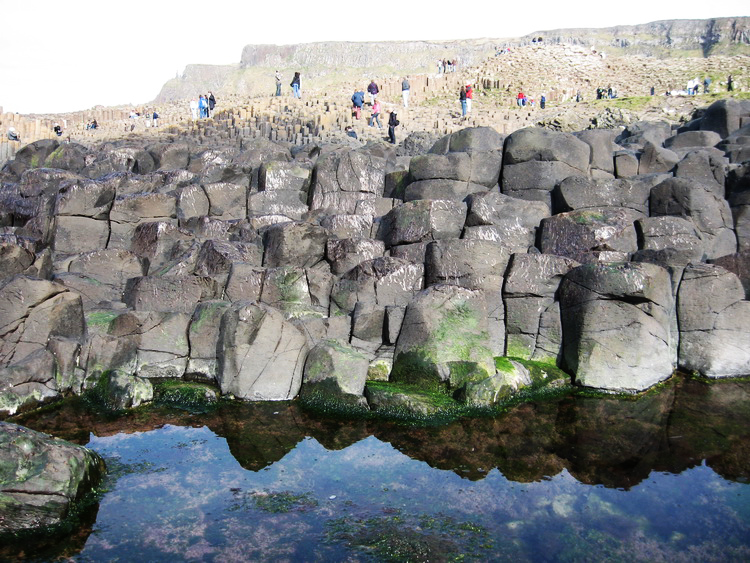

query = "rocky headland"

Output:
[[1, 17, 750, 535]]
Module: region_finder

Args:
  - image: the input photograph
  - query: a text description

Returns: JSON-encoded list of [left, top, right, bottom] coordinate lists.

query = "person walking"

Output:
[[465, 82, 473, 113], [367, 80, 379, 105], [198, 95, 207, 118], [351, 90, 365, 120], [728, 74, 734, 92], [459, 85, 467, 117], [291, 72, 301, 98], [401, 77, 410, 108], [540, 94, 546, 109], [369, 99, 382, 128], [208, 92, 216, 117], [387, 109, 399, 144], [275, 71, 282, 96]]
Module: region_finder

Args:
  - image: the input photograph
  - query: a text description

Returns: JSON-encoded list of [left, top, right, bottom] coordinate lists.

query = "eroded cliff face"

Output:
[[522, 17, 750, 57]]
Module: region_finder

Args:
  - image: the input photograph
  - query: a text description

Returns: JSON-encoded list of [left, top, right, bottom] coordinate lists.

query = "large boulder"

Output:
[[0, 422, 105, 534], [391, 285, 495, 390], [699, 98, 743, 139], [217, 302, 308, 400], [559, 262, 675, 392], [186, 300, 231, 382], [677, 264, 750, 377]]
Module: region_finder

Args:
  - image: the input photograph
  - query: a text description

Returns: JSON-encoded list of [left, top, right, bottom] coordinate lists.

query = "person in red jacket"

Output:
[[465, 82, 473, 113]]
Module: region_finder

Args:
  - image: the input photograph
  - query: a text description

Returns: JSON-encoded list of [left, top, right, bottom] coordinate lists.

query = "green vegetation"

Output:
[[152, 380, 218, 412], [325, 510, 495, 562]]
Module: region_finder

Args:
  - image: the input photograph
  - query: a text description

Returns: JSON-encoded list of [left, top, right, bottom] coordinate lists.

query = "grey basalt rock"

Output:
[[0, 349, 60, 417], [377, 199, 467, 248], [0, 422, 105, 534], [503, 253, 580, 363], [302, 339, 370, 398], [147, 142, 191, 171], [664, 130, 722, 150], [464, 191, 549, 252], [0, 276, 85, 369], [326, 238, 386, 275], [186, 300, 231, 382], [218, 301, 308, 400], [391, 284, 495, 390], [308, 149, 387, 213], [329, 256, 423, 315], [539, 207, 643, 263], [263, 221, 328, 268], [573, 129, 618, 176], [638, 141, 680, 175], [650, 177, 737, 259], [677, 263, 750, 377], [559, 262, 675, 392], [107, 310, 191, 379], [553, 176, 652, 215], [123, 275, 220, 313], [404, 178, 487, 202]]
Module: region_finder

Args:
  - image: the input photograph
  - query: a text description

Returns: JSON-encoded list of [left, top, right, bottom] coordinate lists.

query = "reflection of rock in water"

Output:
[[0, 501, 100, 561], [555, 382, 677, 489], [11, 377, 750, 489], [668, 378, 750, 483]]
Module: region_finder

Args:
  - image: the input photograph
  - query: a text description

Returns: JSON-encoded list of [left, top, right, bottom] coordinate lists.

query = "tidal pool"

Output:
[[6, 376, 750, 562]]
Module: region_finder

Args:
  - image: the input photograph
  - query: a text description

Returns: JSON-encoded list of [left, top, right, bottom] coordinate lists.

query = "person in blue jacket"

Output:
[[351, 90, 365, 120]]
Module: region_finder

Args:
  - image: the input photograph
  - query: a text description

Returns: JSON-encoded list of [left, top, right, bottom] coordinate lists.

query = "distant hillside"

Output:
[[154, 17, 750, 103], [519, 17, 750, 57]]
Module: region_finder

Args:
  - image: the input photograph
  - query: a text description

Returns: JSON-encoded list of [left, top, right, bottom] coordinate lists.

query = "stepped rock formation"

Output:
[[1, 96, 750, 420]]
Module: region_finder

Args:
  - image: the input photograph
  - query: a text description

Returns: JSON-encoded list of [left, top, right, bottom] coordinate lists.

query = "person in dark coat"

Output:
[[291, 72, 301, 98], [387, 110, 399, 144], [208, 92, 216, 116]]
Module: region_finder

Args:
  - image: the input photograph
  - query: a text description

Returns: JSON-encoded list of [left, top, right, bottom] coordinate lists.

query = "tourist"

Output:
[[465, 82, 473, 113], [198, 95, 208, 118], [517, 91, 524, 107], [387, 109, 399, 144], [291, 72, 301, 98], [351, 90, 365, 120], [576, 90, 582, 102], [190, 98, 199, 120], [345, 126, 358, 139], [437, 59, 443, 74], [402, 77, 410, 108], [459, 85, 467, 117], [540, 94, 546, 109], [7, 127, 19, 142], [703, 76, 711, 93], [727, 74, 734, 92], [152, 111, 159, 127], [369, 99, 382, 128], [91, 119, 98, 129], [275, 70, 282, 96], [367, 80, 379, 105], [208, 92, 216, 117], [53, 123, 62, 136]]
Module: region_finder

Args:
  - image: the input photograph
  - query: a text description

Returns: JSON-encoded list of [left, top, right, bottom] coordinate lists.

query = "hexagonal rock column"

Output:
[[559, 262, 676, 392], [677, 264, 750, 377], [218, 302, 308, 400], [391, 285, 495, 390]]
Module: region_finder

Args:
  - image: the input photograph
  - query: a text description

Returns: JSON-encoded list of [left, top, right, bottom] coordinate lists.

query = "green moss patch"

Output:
[[152, 380, 218, 412]]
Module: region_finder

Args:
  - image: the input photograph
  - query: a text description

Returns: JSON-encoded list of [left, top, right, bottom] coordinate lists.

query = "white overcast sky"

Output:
[[1, 1, 747, 114]]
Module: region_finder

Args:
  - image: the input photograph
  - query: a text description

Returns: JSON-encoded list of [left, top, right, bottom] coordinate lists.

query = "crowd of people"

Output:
[[189, 92, 217, 119]]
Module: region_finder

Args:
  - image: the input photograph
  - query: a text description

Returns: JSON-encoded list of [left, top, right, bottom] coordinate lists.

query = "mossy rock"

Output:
[[84, 371, 153, 412], [297, 379, 370, 419], [364, 381, 467, 424], [153, 380, 219, 412]]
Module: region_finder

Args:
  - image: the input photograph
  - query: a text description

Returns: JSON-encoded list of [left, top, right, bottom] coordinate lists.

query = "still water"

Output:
[[7, 376, 750, 562]]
